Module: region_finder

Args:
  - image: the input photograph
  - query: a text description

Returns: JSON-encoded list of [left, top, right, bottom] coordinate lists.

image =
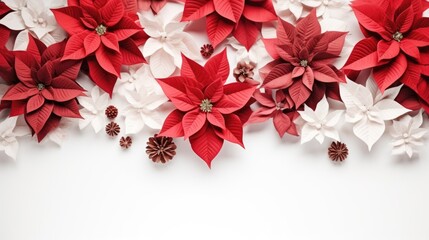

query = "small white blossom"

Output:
[[78, 86, 110, 133], [298, 96, 343, 144], [0, 116, 30, 160], [390, 111, 427, 158]]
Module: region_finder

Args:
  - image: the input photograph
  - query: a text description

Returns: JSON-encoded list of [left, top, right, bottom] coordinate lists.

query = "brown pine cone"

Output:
[[328, 141, 349, 162], [146, 134, 177, 163], [120, 136, 132, 149], [105, 105, 118, 119], [105, 122, 120, 137], [233, 61, 256, 83]]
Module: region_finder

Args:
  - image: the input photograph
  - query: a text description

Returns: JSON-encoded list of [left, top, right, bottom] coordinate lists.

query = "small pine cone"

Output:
[[233, 61, 256, 83], [328, 141, 349, 162], [200, 44, 214, 58], [105, 122, 120, 137], [120, 136, 132, 149], [146, 134, 177, 163], [105, 105, 118, 119]]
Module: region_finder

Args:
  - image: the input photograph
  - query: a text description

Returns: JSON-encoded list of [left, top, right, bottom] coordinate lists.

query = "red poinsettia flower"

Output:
[[261, 10, 346, 109], [138, 0, 184, 14], [181, 0, 276, 50], [342, 0, 429, 101], [248, 89, 299, 137], [0, 2, 11, 47], [52, 0, 148, 96], [0, 36, 84, 142], [157, 49, 256, 167]]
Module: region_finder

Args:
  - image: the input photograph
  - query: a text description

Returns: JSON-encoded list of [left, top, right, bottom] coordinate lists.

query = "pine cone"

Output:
[[120, 136, 132, 149], [233, 61, 256, 83], [200, 44, 214, 58], [146, 134, 177, 163], [105, 105, 118, 119], [105, 122, 120, 137], [328, 141, 349, 161]]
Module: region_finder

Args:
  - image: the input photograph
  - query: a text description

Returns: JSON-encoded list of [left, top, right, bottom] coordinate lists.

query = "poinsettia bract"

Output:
[[182, 0, 277, 50], [52, 0, 148, 96], [0, 36, 84, 142], [157, 49, 256, 167]]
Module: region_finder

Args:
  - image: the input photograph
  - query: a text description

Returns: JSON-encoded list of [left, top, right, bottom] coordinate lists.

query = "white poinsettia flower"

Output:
[[0, 0, 66, 49], [0, 116, 30, 161], [298, 96, 343, 144], [340, 79, 410, 151], [78, 86, 110, 133], [139, 10, 199, 78], [390, 111, 428, 158], [115, 64, 164, 96], [123, 86, 168, 134], [274, 0, 349, 20]]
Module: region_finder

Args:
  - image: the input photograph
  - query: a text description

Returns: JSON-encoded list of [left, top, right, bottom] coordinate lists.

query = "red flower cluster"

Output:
[[182, 0, 277, 50], [253, 10, 346, 137], [343, 0, 429, 112], [52, 0, 148, 96], [157, 50, 256, 166], [0, 36, 84, 141]]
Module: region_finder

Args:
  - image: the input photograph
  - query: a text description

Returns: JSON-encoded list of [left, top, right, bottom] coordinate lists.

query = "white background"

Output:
[[1, 1, 429, 240]]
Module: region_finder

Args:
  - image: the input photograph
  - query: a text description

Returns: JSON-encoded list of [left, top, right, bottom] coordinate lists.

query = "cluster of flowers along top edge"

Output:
[[0, 0, 428, 167]]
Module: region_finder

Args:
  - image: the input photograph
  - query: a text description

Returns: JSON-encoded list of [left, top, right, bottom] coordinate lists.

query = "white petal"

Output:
[[323, 128, 340, 142], [315, 133, 325, 144], [142, 112, 163, 130], [125, 111, 144, 134], [353, 117, 385, 151], [142, 38, 163, 57], [13, 30, 30, 50], [325, 110, 343, 127], [5, 140, 19, 160], [149, 49, 176, 78], [95, 93, 109, 111], [340, 81, 373, 113], [21, 8, 36, 28], [315, 95, 329, 119], [0, 116, 18, 134], [91, 115, 104, 133], [375, 99, 410, 121], [0, 12, 26, 30], [289, 2, 304, 19], [300, 124, 319, 144], [410, 110, 424, 130], [302, 0, 322, 8]]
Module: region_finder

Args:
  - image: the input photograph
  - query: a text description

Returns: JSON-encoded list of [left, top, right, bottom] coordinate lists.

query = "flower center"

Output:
[[96, 24, 107, 36], [37, 83, 45, 91], [300, 60, 308, 67], [393, 31, 403, 42], [200, 99, 213, 113]]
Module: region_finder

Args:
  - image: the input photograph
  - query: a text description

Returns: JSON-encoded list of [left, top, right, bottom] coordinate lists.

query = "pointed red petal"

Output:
[[342, 37, 379, 71], [159, 109, 185, 138], [95, 45, 122, 76], [242, 1, 277, 22], [295, 10, 321, 43], [119, 38, 145, 65], [182, 0, 214, 21], [26, 94, 45, 113], [100, 0, 125, 26], [52, 100, 82, 118], [288, 80, 311, 108], [216, 113, 243, 147], [25, 102, 54, 134], [233, 17, 261, 51], [213, 0, 244, 23], [373, 53, 407, 92], [63, 31, 88, 60], [183, 109, 207, 138], [189, 123, 223, 168], [204, 49, 229, 83], [87, 58, 117, 96], [206, 13, 234, 47], [52, 6, 85, 35], [207, 109, 226, 129]]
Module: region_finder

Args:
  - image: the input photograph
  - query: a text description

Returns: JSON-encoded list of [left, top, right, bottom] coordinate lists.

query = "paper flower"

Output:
[[43, 118, 74, 147], [248, 89, 298, 137], [123, 85, 168, 134], [52, 0, 148, 95], [0, 116, 30, 160], [78, 86, 110, 133], [140, 11, 199, 78], [298, 96, 343, 144], [138, 0, 184, 14], [1, 38, 84, 142], [182, 0, 277, 49], [340, 79, 410, 151], [0, 0, 66, 49], [261, 10, 346, 109], [390, 111, 427, 158], [342, 0, 429, 105], [157, 50, 256, 166], [0, 2, 12, 47], [275, 0, 349, 20]]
